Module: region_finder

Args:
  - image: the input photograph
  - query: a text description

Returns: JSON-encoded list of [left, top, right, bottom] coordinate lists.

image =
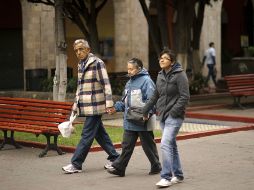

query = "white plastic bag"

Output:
[[58, 113, 77, 138], [147, 114, 157, 131]]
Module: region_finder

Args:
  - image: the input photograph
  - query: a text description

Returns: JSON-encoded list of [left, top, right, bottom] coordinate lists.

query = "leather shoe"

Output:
[[107, 167, 125, 177], [149, 166, 161, 175]]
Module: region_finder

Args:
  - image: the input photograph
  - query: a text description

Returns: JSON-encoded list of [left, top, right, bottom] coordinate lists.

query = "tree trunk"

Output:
[[191, 1, 206, 74], [88, 20, 100, 54], [54, 0, 67, 101], [139, 0, 161, 55], [157, 0, 169, 48], [173, 0, 195, 70]]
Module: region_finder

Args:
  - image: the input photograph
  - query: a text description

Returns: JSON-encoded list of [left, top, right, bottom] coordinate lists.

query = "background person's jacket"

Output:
[[114, 68, 155, 131], [143, 62, 190, 121], [73, 53, 114, 116]]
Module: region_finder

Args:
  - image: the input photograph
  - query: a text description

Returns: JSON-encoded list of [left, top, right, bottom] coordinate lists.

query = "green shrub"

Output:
[[67, 77, 77, 93], [41, 77, 53, 92], [189, 73, 206, 95], [110, 79, 126, 95], [247, 46, 254, 56], [40, 75, 127, 95]]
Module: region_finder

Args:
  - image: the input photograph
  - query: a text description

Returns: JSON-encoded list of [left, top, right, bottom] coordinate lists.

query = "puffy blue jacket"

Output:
[[114, 69, 155, 131]]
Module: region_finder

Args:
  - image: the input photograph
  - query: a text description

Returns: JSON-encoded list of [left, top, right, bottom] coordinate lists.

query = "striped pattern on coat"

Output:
[[72, 53, 113, 116]]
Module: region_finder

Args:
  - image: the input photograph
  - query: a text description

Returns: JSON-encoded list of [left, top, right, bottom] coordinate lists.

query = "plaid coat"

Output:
[[72, 53, 114, 116]]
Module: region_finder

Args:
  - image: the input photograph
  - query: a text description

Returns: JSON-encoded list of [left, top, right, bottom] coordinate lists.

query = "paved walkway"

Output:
[[1, 93, 254, 190], [1, 130, 254, 190]]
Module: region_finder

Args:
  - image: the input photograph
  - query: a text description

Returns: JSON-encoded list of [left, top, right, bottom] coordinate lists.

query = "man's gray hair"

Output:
[[73, 39, 90, 48]]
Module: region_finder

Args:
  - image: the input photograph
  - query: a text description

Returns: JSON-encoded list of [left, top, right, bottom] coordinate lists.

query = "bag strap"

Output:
[[121, 89, 129, 102]]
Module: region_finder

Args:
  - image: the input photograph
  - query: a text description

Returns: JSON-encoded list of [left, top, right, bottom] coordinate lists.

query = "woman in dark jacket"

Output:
[[106, 58, 161, 177], [143, 49, 190, 188]]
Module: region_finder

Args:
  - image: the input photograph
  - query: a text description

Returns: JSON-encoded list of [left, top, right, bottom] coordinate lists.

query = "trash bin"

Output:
[[26, 69, 48, 91]]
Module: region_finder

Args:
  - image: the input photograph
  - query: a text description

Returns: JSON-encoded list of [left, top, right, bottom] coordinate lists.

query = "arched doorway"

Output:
[[0, 0, 23, 89], [221, 0, 254, 75]]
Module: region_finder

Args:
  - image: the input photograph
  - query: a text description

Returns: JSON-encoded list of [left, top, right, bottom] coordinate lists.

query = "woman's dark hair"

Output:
[[159, 47, 176, 62], [128, 58, 143, 69]]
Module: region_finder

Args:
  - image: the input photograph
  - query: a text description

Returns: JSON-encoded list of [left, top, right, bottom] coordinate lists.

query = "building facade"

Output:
[[0, 0, 253, 90]]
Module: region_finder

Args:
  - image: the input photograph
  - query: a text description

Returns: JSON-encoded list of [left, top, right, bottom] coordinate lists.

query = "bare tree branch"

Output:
[[27, 0, 54, 6], [96, 0, 107, 15]]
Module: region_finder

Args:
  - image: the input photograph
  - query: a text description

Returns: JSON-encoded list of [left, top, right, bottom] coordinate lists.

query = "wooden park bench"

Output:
[[0, 97, 72, 157], [224, 74, 254, 108]]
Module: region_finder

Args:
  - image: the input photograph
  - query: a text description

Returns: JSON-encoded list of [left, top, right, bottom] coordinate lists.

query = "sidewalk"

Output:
[[1, 92, 254, 190], [1, 130, 254, 190]]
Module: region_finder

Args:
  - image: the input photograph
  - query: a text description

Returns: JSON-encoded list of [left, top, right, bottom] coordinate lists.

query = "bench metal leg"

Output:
[[39, 134, 65, 158], [233, 97, 245, 109], [0, 130, 22, 150]]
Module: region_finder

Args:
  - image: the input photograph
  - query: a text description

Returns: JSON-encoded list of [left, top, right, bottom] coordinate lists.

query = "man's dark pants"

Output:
[[71, 115, 119, 169]]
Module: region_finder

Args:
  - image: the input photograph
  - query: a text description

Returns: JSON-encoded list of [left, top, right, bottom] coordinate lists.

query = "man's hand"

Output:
[[143, 115, 149, 121], [106, 107, 116, 115]]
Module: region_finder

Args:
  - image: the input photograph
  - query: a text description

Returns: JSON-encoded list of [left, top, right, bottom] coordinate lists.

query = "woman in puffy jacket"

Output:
[[106, 58, 161, 177], [143, 48, 190, 188]]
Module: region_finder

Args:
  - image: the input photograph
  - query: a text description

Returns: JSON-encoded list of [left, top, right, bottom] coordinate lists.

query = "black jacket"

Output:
[[143, 63, 190, 121]]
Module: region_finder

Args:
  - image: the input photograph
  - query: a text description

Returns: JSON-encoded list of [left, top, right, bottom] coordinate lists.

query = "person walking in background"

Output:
[[143, 48, 190, 188], [106, 58, 161, 177], [202, 42, 217, 87], [62, 39, 119, 174]]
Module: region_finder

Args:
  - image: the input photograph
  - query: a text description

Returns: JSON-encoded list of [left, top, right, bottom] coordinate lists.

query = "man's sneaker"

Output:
[[171, 176, 184, 184], [156, 178, 172, 188], [104, 161, 114, 169], [62, 164, 82, 174]]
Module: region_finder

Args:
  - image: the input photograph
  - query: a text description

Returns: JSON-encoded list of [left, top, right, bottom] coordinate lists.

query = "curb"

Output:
[[186, 112, 254, 123]]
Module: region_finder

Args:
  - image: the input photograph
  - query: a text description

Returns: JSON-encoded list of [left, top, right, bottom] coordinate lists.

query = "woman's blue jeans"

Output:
[[71, 115, 119, 169], [160, 116, 184, 180]]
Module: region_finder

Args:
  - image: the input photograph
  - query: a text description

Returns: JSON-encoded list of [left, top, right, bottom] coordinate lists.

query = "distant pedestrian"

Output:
[[143, 48, 190, 188], [106, 58, 161, 177], [62, 39, 119, 174], [202, 42, 217, 86]]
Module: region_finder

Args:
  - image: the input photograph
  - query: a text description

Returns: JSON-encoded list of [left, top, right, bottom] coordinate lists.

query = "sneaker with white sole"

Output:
[[171, 176, 184, 184], [104, 161, 114, 169], [156, 178, 172, 188], [62, 164, 82, 174]]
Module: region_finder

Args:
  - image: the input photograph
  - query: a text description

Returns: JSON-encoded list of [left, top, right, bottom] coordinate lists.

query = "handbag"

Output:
[[58, 113, 77, 138], [126, 106, 146, 126]]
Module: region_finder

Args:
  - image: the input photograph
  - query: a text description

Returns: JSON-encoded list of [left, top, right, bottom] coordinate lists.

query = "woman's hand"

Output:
[[143, 115, 149, 121], [106, 107, 116, 115]]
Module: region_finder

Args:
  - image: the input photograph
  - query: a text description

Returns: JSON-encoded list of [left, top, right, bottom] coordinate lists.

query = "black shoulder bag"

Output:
[[122, 90, 147, 126]]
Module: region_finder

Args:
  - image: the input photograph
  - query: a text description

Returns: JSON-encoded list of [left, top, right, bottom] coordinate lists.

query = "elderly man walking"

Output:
[[62, 39, 119, 174]]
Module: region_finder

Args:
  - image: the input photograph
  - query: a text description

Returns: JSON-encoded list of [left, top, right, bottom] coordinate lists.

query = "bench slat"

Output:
[[0, 108, 68, 119], [0, 99, 72, 110], [0, 104, 70, 114], [0, 122, 58, 132], [0, 113, 66, 123], [0, 117, 61, 127], [0, 97, 73, 106]]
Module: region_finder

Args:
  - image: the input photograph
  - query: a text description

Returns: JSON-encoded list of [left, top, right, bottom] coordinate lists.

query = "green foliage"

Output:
[[40, 76, 127, 95], [110, 79, 126, 95], [40, 77, 78, 93], [67, 77, 77, 93], [247, 46, 254, 56], [41, 77, 54, 92], [189, 73, 206, 95]]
